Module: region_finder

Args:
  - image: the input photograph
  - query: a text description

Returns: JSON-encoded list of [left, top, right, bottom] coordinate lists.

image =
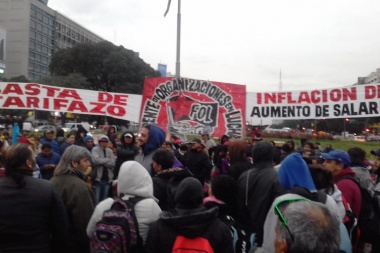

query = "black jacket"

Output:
[[0, 175, 68, 253], [114, 132, 139, 179], [228, 159, 254, 181], [237, 162, 287, 246], [183, 149, 212, 183], [153, 167, 193, 211], [144, 207, 233, 253]]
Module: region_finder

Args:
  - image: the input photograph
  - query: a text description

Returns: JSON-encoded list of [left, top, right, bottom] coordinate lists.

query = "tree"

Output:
[[1, 75, 31, 82], [39, 73, 90, 89], [49, 41, 160, 94]]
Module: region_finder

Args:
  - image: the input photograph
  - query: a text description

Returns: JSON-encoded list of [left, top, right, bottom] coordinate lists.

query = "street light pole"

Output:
[[175, 0, 181, 77], [164, 0, 181, 77]]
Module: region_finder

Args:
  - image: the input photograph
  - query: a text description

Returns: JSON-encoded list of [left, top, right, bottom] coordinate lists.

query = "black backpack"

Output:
[[90, 197, 144, 253], [222, 215, 256, 253], [337, 175, 380, 236]]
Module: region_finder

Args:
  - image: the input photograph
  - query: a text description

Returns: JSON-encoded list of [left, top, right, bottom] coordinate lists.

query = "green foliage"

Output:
[[1, 75, 31, 83], [39, 73, 90, 89], [49, 41, 160, 94]]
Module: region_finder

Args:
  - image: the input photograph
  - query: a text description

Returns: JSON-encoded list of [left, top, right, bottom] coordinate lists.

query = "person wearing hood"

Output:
[[135, 124, 166, 175], [75, 127, 87, 147], [114, 132, 139, 179], [86, 161, 161, 243], [144, 177, 233, 253], [83, 135, 95, 152], [55, 128, 65, 147], [51, 145, 94, 253], [347, 147, 373, 190], [236, 141, 287, 247], [212, 135, 229, 172], [152, 149, 193, 211], [262, 153, 347, 253], [91, 135, 115, 204], [40, 129, 60, 154], [106, 125, 118, 143]]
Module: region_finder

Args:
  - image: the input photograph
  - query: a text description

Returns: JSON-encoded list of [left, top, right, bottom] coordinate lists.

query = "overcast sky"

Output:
[[48, 0, 380, 92]]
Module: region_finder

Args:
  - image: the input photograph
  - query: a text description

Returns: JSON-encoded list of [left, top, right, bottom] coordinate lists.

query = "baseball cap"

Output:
[[321, 150, 351, 166], [188, 138, 202, 144], [124, 133, 133, 138], [371, 149, 380, 157]]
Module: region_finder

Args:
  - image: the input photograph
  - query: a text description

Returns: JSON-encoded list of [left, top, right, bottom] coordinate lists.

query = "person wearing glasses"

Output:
[[274, 200, 341, 253], [262, 153, 350, 253]]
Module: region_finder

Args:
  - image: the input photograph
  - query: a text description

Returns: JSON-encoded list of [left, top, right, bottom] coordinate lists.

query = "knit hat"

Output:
[[174, 177, 204, 209], [84, 135, 94, 144], [98, 134, 109, 143]]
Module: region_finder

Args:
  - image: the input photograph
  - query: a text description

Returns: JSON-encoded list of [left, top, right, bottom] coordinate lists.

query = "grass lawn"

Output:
[[264, 138, 380, 160]]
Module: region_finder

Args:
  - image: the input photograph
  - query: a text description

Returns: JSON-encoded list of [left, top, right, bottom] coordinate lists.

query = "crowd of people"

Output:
[[0, 123, 379, 253]]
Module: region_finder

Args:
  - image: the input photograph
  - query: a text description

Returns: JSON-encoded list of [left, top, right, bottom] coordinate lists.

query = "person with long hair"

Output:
[[227, 140, 254, 180], [51, 145, 94, 253], [0, 143, 68, 253]]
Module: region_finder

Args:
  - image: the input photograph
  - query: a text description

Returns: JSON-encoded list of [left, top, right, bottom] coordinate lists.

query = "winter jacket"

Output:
[[40, 137, 59, 154], [86, 161, 161, 244], [327, 184, 346, 221], [153, 167, 193, 211], [334, 168, 362, 217], [351, 164, 373, 190], [174, 149, 186, 165], [59, 141, 72, 155], [262, 193, 350, 253], [183, 148, 213, 184], [106, 125, 117, 143], [91, 144, 115, 183], [237, 164, 286, 246], [114, 132, 139, 179], [51, 171, 94, 253], [144, 177, 233, 253], [228, 159, 254, 181], [0, 174, 68, 253], [36, 151, 61, 180]]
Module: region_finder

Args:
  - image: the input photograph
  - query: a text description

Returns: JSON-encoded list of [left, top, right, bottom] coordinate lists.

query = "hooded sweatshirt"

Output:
[[278, 153, 317, 192], [135, 125, 166, 174], [334, 167, 362, 217], [86, 161, 161, 243], [144, 177, 233, 253]]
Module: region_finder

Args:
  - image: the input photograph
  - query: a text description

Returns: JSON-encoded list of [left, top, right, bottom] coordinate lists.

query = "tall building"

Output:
[[356, 68, 380, 85], [0, 0, 103, 81]]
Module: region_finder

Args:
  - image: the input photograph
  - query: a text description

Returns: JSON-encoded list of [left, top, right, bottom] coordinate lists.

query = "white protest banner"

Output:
[[246, 84, 380, 121], [0, 82, 142, 122]]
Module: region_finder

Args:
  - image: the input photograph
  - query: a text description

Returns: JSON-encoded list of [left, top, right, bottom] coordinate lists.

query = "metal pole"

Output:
[[175, 0, 181, 77], [343, 119, 346, 139]]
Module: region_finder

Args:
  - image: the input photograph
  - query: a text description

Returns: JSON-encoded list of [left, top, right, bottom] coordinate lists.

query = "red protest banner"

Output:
[[140, 77, 246, 138]]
